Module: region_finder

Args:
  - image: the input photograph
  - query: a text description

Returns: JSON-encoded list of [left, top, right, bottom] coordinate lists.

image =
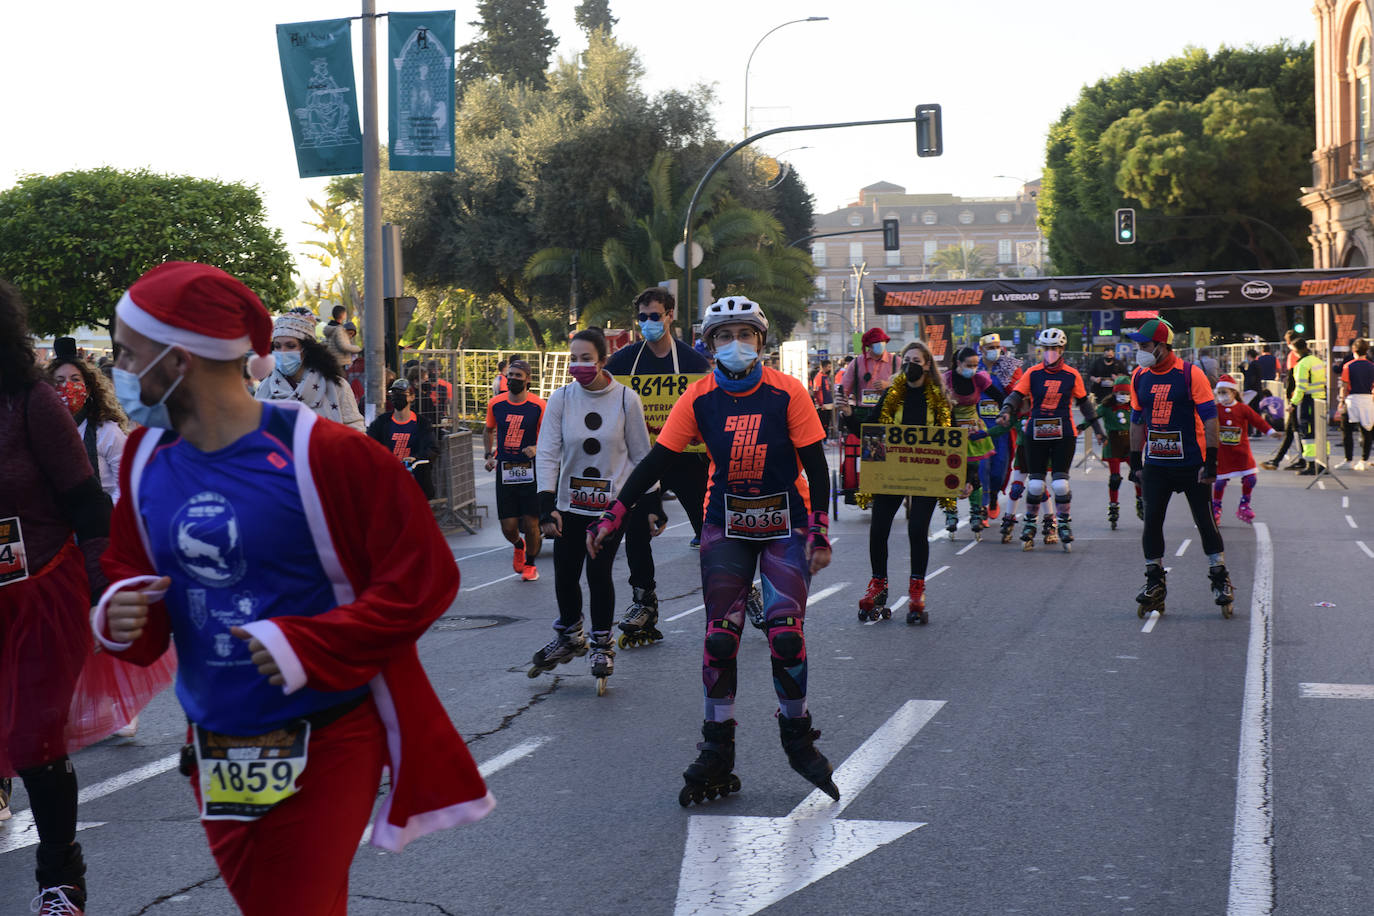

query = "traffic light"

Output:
[[1115, 208, 1136, 245], [882, 218, 900, 251], [915, 104, 943, 157]]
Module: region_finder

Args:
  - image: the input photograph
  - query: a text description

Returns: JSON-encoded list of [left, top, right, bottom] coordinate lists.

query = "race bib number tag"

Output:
[[957, 416, 982, 432], [724, 493, 790, 540], [0, 517, 28, 587], [857, 424, 965, 498], [861, 389, 882, 407], [1219, 427, 1243, 446], [500, 460, 534, 485], [568, 476, 613, 515], [1146, 429, 1185, 459], [1032, 417, 1065, 440], [977, 400, 1001, 419], [195, 723, 309, 821]]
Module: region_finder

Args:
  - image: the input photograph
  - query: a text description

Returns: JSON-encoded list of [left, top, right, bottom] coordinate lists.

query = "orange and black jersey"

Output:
[[656, 367, 825, 530], [1130, 360, 1215, 466], [485, 393, 545, 462], [1011, 362, 1088, 438]]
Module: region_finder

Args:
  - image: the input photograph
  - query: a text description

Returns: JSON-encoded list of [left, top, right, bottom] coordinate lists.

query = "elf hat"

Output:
[[1112, 374, 1131, 392], [117, 262, 275, 380]]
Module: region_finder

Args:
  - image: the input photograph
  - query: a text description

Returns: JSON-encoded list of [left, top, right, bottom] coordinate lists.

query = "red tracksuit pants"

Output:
[[191, 698, 387, 915]]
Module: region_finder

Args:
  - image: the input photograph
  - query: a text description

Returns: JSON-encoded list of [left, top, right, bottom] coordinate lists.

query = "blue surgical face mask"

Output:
[[113, 344, 182, 429], [275, 350, 302, 377], [983, 348, 1000, 363], [871, 342, 886, 356], [957, 366, 977, 379], [714, 340, 758, 374], [639, 319, 666, 343]]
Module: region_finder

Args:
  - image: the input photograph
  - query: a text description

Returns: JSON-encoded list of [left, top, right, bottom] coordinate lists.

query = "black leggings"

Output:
[[1025, 434, 1076, 476], [868, 494, 939, 580], [1343, 417, 1374, 462], [1140, 464, 1224, 561], [624, 454, 708, 590], [552, 512, 623, 632]]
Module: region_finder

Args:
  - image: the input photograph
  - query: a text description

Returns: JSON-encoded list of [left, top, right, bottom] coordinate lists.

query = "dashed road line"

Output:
[[1299, 683, 1374, 700], [1347, 514, 1359, 529], [1175, 538, 1192, 557], [1141, 610, 1161, 634], [1343, 496, 1350, 509], [1358, 541, 1374, 560], [1317, 480, 1327, 490], [926, 565, 950, 581], [463, 572, 520, 592], [666, 582, 849, 622], [956, 541, 977, 556]]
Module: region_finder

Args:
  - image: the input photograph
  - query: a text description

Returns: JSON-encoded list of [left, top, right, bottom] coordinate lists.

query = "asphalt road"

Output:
[[3, 436, 1371, 915]]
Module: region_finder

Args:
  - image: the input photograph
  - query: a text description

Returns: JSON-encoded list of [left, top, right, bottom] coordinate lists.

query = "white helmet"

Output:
[[1035, 327, 1067, 348], [701, 296, 769, 339]]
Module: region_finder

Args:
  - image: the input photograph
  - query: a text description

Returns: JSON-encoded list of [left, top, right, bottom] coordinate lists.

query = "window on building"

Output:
[[958, 210, 974, 225], [811, 309, 828, 332], [921, 211, 938, 225], [811, 242, 827, 267], [849, 241, 864, 266], [848, 212, 863, 227], [813, 275, 826, 298], [1356, 38, 1371, 164], [923, 240, 938, 263], [885, 247, 901, 266], [998, 239, 1013, 263], [886, 314, 903, 333], [996, 210, 1012, 224]]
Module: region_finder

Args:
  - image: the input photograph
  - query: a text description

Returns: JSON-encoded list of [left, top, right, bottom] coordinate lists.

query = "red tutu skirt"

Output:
[[0, 541, 175, 775]]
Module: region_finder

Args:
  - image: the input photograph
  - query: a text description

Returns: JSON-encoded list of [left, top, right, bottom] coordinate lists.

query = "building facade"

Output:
[[1302, 0, 1374, 348], [797, 180, 1044, 357]]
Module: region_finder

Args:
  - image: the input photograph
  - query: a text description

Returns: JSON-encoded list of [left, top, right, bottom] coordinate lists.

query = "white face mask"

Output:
[[1115, 393, 1130, 403], [1135, 349, 1157, 369], [1217, 391, 1235, 405]]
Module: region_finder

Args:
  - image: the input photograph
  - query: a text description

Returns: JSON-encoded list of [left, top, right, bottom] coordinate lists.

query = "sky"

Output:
[[0, 1, 1316, 286]]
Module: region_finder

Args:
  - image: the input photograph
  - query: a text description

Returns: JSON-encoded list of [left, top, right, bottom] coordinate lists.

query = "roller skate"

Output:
[[1236, 501, 1255, 524], [1056, 513, 1073, 552], [588, 630, 616, 696], [906, 576, 928, 625], [745, 584, 766, 630], [680, 720, 741, 806], [970, 502, 986, 541], [527, 620, 588, 677], [1136, 564, 1167, 619], [1209, 564, 1236, 619], [1135, 495, 1144, 520], [1107, 501, 1119, 530], [944, 507, 960, 540], [1211, 499, 1223, 528], [858, 577, 890, 622], [1000, 514, 1017, 544], [1041, 513, 1059, 545], [777, 713, 840, 800], [618, 587, 663, 648], [1020, 515, 1038, 550]]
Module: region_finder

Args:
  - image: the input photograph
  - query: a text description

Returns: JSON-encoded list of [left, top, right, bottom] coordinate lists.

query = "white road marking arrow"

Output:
[[673, 699, 945, 916]]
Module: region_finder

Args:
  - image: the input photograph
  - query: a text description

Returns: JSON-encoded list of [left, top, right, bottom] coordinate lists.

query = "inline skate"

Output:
[[588, 630, 616, 696], [680, 720, 741, 806], [1236, 501, 1255, 524], [1056, 513, 1073, 552], [528, 620, 588, 677], [1136, 564, 1167, 619], [778, 713, 840, 800], [1000, 514, 1017, 544], [618, 587, 663, 648], [1041, 512, 1059, 545], [1107, 501, 1119, 530], [1020, 514, 1038, 551], [1209, 564, 1235, 619]]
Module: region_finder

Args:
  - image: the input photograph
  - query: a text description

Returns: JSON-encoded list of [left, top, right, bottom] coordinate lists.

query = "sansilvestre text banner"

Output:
[[873, 268, 1374, 315], [276, 19, 364, 178], [388, 11, 456, 172]]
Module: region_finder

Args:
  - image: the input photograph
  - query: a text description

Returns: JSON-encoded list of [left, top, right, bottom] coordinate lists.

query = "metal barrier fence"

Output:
[[401, 348, 572, 423], [431, 427, 484, 532]]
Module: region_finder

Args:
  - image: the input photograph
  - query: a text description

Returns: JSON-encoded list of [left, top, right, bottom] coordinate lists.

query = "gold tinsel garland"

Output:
[[855, 373, 957, 512]]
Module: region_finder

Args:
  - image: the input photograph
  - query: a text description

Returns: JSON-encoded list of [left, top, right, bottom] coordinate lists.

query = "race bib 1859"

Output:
[[195, 723, 309, 821], [724, 492, 790, 540]]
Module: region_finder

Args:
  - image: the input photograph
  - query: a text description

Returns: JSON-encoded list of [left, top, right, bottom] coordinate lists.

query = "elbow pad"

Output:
[[56, 475, 112, 543]]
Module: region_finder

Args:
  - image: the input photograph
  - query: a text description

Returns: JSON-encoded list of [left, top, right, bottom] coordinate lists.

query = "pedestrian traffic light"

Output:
[[882, 218, 900, 251], [1115, 208, 1136, 245]]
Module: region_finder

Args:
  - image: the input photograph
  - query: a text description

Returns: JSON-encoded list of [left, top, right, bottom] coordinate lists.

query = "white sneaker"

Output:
[[1335, 459, 1351, 469], [1356, 460, 1368, 472], [113, 715, 139, 739]]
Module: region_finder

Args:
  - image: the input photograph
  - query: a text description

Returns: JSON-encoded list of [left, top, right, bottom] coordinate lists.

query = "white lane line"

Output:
[[926, 566, 950, 581], [1175, 538, 1192, 557], [666, 603, 705, 622], [956, 542, 977, 556], [1299, 683, 1374, 700], [455, 544, 512, 561], [463, 572, 520, 592], [1358, 541, 1374, 560], [929, 519, 969, 541], [665, 582, 848, 623], [362, 737, 551, 847], [1317, 480, 1327, 490], [0, 754, 179, 855], [865, 595, 909, 626], [1141, 610, 1161, 634], [1343, 496, 1350, 509], [1227, 521, 1274, 916], [1347, 515, 1359, 529]]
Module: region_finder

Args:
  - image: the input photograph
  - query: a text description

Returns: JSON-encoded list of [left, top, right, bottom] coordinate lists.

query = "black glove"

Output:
[[538, 490, 557, 526], [645, 490, 667, 527], [1201, 446, 1218, 482], [1128, 451, 1143, 485]]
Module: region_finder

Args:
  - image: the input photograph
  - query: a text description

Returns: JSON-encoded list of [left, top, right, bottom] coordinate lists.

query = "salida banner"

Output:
[[873, 268, 1374, 315]]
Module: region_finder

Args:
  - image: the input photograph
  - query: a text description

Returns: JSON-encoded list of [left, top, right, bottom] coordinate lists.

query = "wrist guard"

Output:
[[589, 498, 630, 542], [1128, 451, 1143, 483], [1203, 446, 1218, 478], [807, 510, 832, 553], [538, 490, 557, 525]]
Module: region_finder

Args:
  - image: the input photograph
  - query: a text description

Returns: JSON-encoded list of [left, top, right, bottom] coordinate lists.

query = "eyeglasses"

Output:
[[637, 312, 664, 323], [711, 329, 759, 344]]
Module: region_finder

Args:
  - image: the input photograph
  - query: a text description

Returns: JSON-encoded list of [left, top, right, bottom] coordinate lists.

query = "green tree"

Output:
[[457, 0, 558, 92], [300, 195, 361, 317], [574, 0, 616, 36], [1038, 42, 1313, 336], [929, 244, 996, 279], [0, 167, 294, 336]]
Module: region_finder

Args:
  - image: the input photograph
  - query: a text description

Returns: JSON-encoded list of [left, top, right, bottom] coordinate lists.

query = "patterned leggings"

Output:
[[698, 525, 812, 723]]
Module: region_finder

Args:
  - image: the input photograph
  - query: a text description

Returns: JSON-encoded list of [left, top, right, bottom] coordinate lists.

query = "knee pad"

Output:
[[766, 616, 805, 663], [1051, 477, 1071, 499], [1108, 473, 1122, 491], [704, 619, 741, 665], [1027, 477, 1047, 498], [1008, 481, 1025, 500]]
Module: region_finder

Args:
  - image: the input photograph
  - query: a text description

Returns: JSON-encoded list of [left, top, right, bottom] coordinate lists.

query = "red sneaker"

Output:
[[512, 537, 526, 573], [986, 501, 1000, 520], [521, 564, 539, 581]]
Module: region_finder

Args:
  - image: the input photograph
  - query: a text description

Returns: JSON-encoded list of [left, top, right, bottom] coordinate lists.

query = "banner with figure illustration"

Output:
[[388, 11, 456, 172], [276, 19, 363, 178]]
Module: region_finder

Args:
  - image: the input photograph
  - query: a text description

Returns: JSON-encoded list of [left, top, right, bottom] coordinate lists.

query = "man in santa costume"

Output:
[[95, 262, 492, 915], [1212, 374, 1278, 525]]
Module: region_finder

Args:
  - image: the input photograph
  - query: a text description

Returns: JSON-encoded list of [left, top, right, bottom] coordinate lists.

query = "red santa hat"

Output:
[[117, 262, 275, 380], [1215, 374, 1240, 392]]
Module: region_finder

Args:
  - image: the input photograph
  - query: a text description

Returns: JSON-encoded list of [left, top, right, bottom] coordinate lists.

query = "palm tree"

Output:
[[929, 243, 997, 279], [526, 152, 815, 335]]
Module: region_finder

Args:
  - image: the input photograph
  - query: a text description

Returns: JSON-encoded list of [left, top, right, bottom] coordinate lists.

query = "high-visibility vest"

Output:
[[1291, 354, 1327, 404]]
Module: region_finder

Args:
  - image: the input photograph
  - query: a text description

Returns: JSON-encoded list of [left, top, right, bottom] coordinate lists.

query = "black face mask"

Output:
[[391, 393, 409, 410], [508, 379, 527, 395], [905, 363, 924, 384]]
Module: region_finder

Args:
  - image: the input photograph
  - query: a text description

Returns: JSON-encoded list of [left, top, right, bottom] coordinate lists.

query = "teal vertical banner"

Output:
[[388, 11, 455, 172], [276, 19, 364, 178]]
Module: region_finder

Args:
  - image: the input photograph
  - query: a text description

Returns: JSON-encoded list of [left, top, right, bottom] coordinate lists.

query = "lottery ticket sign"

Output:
[[858, 424, 965, 498], [629, 373, 707, 453]]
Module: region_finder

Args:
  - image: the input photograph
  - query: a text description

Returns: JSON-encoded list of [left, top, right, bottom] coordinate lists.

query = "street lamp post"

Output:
[[744, 17, 828, 138]]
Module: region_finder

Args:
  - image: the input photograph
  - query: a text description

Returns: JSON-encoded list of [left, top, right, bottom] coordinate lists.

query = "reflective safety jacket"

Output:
[[1291, 354, 1327, 405]]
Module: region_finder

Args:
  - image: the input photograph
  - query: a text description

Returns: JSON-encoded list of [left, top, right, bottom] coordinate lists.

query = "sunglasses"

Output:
[[637, 312, 664, 323]]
